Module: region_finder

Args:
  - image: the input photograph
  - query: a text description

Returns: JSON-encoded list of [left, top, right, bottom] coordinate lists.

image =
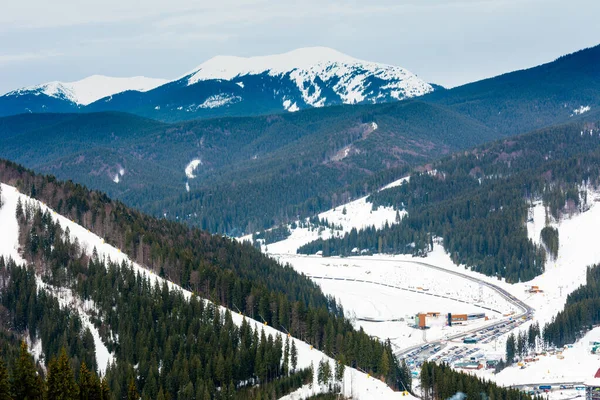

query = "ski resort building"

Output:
[[586, 369, 600, 400], [447, 313, 486, 326]]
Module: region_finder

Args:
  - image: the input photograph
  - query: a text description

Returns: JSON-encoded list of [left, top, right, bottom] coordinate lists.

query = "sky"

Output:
[[1, 0, 599, 94]]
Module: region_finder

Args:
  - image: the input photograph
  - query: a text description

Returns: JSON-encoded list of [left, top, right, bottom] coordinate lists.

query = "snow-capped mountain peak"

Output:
[[186, 47, 358, 81], [5, 75, 168, 106], [186, 47, 433, 106]]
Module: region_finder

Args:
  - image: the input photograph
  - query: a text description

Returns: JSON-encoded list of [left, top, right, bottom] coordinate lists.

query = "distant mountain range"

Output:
[[1, 44, 599, 235], [0, 47, 435, 120], [0, 75, 167, 114]]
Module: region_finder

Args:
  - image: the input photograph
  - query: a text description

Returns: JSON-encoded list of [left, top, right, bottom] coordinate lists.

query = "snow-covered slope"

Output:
[[4, 75, 167, 106], [0, 183, 410, 399], [186, 47, 433, 106]]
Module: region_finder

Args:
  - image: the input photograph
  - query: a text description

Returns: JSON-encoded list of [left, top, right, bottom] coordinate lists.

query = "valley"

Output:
[[1, 16, 600, 399]]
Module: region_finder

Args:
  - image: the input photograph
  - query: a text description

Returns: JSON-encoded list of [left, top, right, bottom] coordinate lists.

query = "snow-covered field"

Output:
[[0, 183, 409, 399]]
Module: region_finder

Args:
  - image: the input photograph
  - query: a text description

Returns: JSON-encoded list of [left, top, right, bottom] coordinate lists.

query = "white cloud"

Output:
[[0, 50, 63, 66]]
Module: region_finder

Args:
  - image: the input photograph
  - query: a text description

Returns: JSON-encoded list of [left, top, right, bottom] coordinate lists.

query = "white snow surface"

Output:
[[283, 99, 299, 112], [573, 105, 591, 115], [185, 159, 202, 179], [0, 183, 407, 399], [4, 75, 167, 106], [186, 47, 433, 106], [197, 93, 241, 109]]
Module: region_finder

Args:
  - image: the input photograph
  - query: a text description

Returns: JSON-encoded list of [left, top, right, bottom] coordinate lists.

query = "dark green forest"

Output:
[[299, 121, 600, 282]]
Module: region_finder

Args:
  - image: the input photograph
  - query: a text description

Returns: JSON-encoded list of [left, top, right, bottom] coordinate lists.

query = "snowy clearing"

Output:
[[185, 158, 202, 179]]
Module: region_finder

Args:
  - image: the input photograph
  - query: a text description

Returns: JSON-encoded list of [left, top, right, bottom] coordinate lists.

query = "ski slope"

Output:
[[0, 183, 410, 399]]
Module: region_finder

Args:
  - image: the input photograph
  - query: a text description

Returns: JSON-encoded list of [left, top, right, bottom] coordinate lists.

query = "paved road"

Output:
[[393, 258, 534, 357], [509, 382, 584, 389], [272, 254, 534, 359]]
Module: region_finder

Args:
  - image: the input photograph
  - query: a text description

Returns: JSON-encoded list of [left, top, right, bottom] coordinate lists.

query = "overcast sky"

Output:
[[1, 0, 599, 94]]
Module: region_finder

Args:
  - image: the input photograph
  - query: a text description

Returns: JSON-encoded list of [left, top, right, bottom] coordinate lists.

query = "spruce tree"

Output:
[[283, 337, 290, 376], [12, 341, 43, 400], [506, 334, 516, 365], [78, 362, 94, 400], [290, 341, 298, 373], [127, 379, 139, 400], [335, 358, 345, 384], [0, 360, 12, 400], [99, 378, 110, 400], [47, 348, 79, 400]]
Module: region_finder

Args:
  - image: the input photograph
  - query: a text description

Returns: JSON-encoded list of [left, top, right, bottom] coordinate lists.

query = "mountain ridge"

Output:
[[0, 47, 434, 120]]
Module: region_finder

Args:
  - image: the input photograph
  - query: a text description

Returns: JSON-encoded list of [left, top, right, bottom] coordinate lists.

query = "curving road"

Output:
[[272, 254, 534, 358]]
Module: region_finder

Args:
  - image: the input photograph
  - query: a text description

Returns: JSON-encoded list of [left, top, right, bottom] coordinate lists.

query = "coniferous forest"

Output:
[[299, 121, 600, 282], [0, 160, 411, 398]]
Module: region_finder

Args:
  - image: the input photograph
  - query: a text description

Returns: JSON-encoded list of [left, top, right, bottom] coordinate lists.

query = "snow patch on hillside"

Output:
[[35, 277, 115, 374], [185, 159, 202, 179], [283, 99, 299, 112], [244, 176, 410, 254], [573, 105, 591, 115], [4, 75, 167, 105], [0, 185, 25, 264], [260, 195, 403, 255], [527, 201, 547, 245], [197, 93, 241, 109]]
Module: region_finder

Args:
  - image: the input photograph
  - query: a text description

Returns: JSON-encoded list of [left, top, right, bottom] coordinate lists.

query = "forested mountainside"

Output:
[[0, 161, 411, 398], [299, 120, 600, 283], [0, 101, 495, 235], [423, 44, 600, 135]]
